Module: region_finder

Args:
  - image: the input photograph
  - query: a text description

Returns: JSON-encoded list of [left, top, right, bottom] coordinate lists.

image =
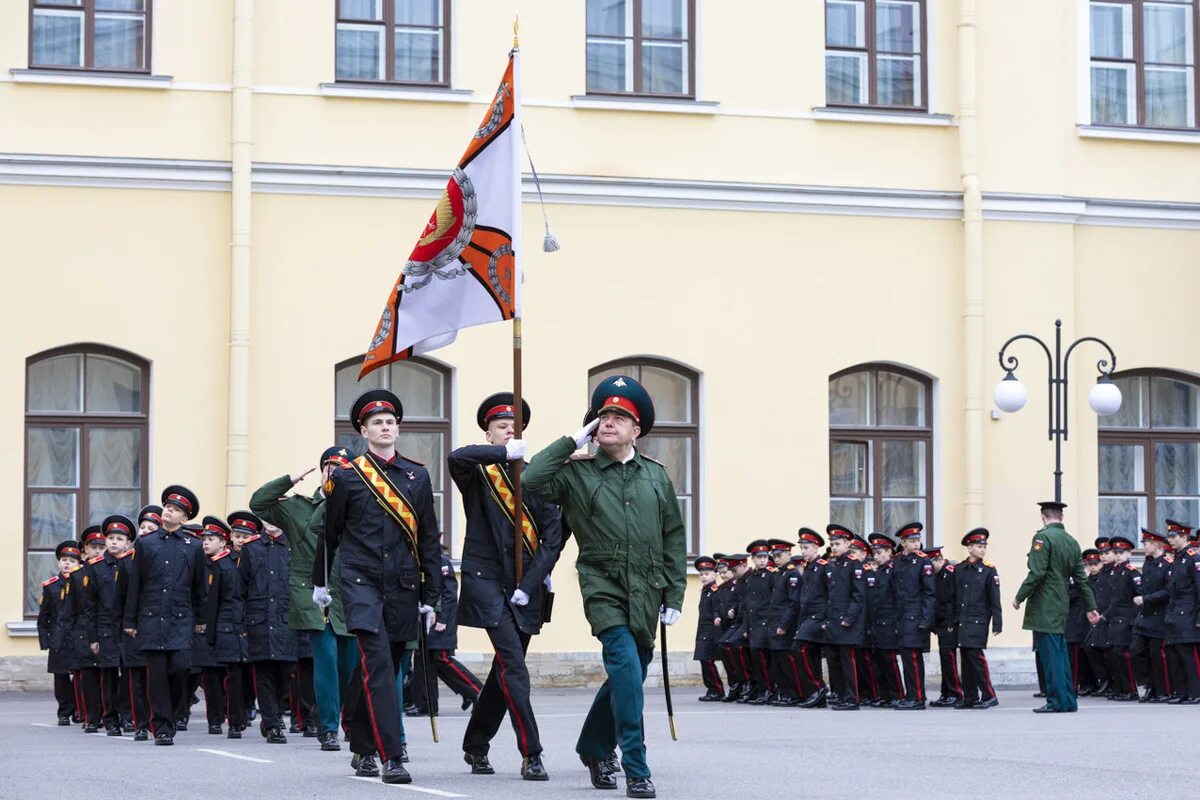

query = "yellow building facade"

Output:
[[3, 0, 1200, 682]]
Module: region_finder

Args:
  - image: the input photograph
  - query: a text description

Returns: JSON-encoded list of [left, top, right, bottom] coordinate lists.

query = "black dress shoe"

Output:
[[1180, 697, 1200, 705], [319, 731, 341, 751], [895, 700, 926, 710], [134, 729, 149, 741], [626, 777, 656, 798], [464, 752, 495, 775], [720, 685, 742, 703], [697, 690, 724, 702], [227, 728, 242, 740], [289, 721, 301, 734], [930, 696, 958, 708], [208, 725, 223, 735], [972, 697, 999, 709], [399, 743, 409, 763], [404, 705, 426, 718], [799, 687, 829, 708], [382, 758, 411, 784], [353, 753, 380, 777], [953, 700, 975, 709], [522, 754, 549, 781], [266, 727, 287, 744], [830, 702, 860, 710], [1032, 691, 1047, 698], [580, 756, 618, 790], [84, 724, 99, 734], [176, 717, 189, 732], [122, 721, 135, 732], [154, 733, 174, 746], [106, 727, 123, 736], [57, 717, 71, 726], [303, 724, 318, 738], [1031, 703, 1059, 713], [747, 692, 769, 706]]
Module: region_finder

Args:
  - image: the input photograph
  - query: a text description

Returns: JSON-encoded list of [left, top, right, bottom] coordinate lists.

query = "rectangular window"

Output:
[[30, 0, 151, 73], [1089, 0, 1199, 129], [586, 0, 694, 98], [825, 0, 927, 110], [335, 0, 450, 86]]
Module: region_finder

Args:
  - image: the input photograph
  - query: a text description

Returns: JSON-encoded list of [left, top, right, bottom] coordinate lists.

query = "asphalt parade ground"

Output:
[[2, 687, 1196, 799]]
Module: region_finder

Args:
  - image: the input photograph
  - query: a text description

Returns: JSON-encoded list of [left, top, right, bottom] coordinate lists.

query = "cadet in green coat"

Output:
[[523, 375, 687, 799], [1013, 501, 1099, 713], [250, 447, 359, 751]]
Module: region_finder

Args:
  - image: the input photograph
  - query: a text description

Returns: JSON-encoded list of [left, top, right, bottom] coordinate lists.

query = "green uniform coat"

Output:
[[250, 474, 347, 635], [523, 436, 687, 650], [1014, 523, 1097, 633]]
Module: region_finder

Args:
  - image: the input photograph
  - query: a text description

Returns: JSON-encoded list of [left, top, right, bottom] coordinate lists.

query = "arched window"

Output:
[[25, 345, 149, 616], [334, 356, 453, 545], [829, 364, 933, 542], [587, 357, 701, 555], [1099, 370, 1200, 536]]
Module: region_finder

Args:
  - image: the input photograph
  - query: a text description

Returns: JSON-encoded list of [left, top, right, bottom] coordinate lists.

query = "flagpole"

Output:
[[511, 18, 526, 588]]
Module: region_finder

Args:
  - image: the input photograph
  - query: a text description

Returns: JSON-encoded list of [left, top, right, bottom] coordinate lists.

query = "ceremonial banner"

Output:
[[360, 50, 522, 378]]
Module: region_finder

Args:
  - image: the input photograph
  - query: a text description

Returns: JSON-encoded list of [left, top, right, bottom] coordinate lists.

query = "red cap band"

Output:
[[750, 545, 770, 554], [203, 524, 229, 538], [484, 404, 515, 421], [964, 534, 987, 545], [600, 396, 640, 422], [799, 533, 822, 545], [61, 547, 80, 558], [167, 493, 193, 512], [1110, 540, 1133, 550], [105, 522, 131, 535], [358, 400, 396, 423], [143, 513, 162, 525], [1167, 524, 1190, 534], [83, 531, 106, 544]]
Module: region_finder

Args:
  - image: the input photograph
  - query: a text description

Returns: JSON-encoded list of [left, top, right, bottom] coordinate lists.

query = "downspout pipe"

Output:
[[227, 0, 253, 508], [960, 0, 985, 529]]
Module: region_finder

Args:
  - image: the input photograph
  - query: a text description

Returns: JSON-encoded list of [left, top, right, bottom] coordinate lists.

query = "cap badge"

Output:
[[614, 378, 627, 387]]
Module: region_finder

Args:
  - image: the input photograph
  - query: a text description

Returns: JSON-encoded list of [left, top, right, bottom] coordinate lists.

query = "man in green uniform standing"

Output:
[[1013, 501, 1100, 713], [523, 375, 687, 799]]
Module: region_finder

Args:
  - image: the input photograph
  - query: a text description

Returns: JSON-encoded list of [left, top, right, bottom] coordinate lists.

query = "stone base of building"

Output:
[[1, 647, 1040, 692]]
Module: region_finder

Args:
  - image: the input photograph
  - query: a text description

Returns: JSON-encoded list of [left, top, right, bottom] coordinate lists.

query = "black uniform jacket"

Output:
[[123, 527, 208, 652], [1102, 563, 1141, 647], [934, 564, 958, 648], [694, 582, 721, 661], [1086, 569, 1114, 648], [1134, 554, 1171, 640], [68, 565, 97, 670], [739, 566, 777, 649], [448, 445, 563, 635], [239, 533, 298, 662], [114, 551, 144, 668], [954, 558, 1002, 649], [428, 552, 460, 650], [1065, 576, 1089, 644], [767, 561, 798, 651], [315, 451, 442, 642], [37, 573, 74, 674], [820, 555, 866, 646], [1165, 547, 1200, 645], [893, 551, 936, 650], [713, 579, 742, 647], [865, 561, 900, 649], [206, 549, 248, 664], [787, 558, 829, 644], [83, 552, 124, 668]]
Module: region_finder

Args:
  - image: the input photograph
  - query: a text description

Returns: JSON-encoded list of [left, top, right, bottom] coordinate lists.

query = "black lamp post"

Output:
[[994, 319, 1122, 503]]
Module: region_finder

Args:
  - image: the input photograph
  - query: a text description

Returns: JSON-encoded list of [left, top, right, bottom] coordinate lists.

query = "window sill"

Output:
[[812, 106, 955, 126], [569, 94, 720, 115], [9, 68, 172, 89], [1078, 125, 1200, 144], [6, 620, 38, 637], [319, 83, 474, 103]]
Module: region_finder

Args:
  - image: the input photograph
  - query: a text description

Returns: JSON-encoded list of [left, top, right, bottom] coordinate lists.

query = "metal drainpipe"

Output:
[[227, 0, 253, 508], [960, 0, 985, 529]]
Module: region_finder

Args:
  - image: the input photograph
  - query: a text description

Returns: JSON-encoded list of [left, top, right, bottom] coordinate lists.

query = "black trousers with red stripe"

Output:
[[54, 673, 76, 720], [409, 647, 482, 714], [721, 644, 750, 685], [748, 647, 773, 694], [79, 668, 102, 726], [1131, 634, 1172, 696], [1170, 643, 1200, 699], [251, 660, 291, 733], [463, 604, 541, 758], [1107, 645, 1138, 694], [959, 649, 996, 703], [825, 644, 859, 704], [698, 659, 725, 694], [200, 667, 227, 727], [144, 649, 190, 737], [289, 657, 316, 730], [345, 630, 407, 760], [938, 644, 962, 700], [223, 663, 247, 731], [899, 648, 927, 703], [873, 649, 903, 702], [790, 641, 826, 698], [98, 667, 121, 729], [769, 650, 801, 699], [856, 646, 879, 700]]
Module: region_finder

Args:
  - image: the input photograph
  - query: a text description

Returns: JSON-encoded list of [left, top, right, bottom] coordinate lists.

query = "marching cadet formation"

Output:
[[33, 376, 1200, 797]]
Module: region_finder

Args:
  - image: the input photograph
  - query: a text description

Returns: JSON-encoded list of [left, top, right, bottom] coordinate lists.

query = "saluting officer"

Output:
[[312, 389, 442, 785], [954, 528, 1002, 709], [1163, 520, 1200, 703], [1132, 527, 1172, 702], [1102, 535, 1141, 701], [450, 393, 563, 780], [892, 522, 935, 710], [693, 556, 725, 702], [523, 375, 687, 798], [122, 485, 209, 745], [819, 525, 867, 711]]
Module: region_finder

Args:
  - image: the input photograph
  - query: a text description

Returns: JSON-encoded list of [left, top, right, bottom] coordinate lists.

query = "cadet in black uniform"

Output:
[[865, 533, 902, 708], [211, 515, 249, 737], [820, 525, 866, 711], [83, 515, 135, 735], [312, 389, 442, 785], [122, 506, 160, 739], [892, 522, 935, 709], [1163, 521, 1200, 703], [408, 547, 483, 717], [765, 540, 802, 706], [784, 528, 828, 708], [1102, 535, 1141, 701], [692, 556, 724, 701], [73, 526, 106, 732], [714, 555, 749, 702], [193, 517, 228, 734], [122, 485, 209, 745], [1132, 527, 1172, 702], [1084, 538, 1114, 696], [739, 540, 777, 705], [953, 528, 1001, 709], [927, 546, 962, 707], [38, 540, 82, 725]]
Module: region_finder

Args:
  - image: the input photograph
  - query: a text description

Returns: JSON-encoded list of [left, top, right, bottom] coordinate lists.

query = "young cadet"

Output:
[[852, 536, 881, 706], [1084, 539, 1114, 696], [927, 546, 962, 708], [82, 515, 135, 735], [137, 505, 163, 538], [73, 525, 106, 732], [1103, 535, 1141, 701], [954, 528, 1002, 709], [186, 517, 223, 733], [820, 525, 866, 711], [449, 393, 563, 780], [209, 515, 249, 737], [765, 540, 803, 706], [1132, 528, 1172, 702], [783, 528, 828, 708], [892, 522, 935, 710], [176, 522, 205, 730], [714, 555, 749, 703], [312, 389, 442, 785], [408, 545, 483, 719], [1162, 521, 1200, 703], [235, 510, 295, 743], [865, 533, 902, 708], [122, 485, 209, 745], [1066, 553, 1097, 696], [120, 510, 157, 739], [39, 540, 82, 725], [739, 540, 777, 705], [693, 556, 725, 701]]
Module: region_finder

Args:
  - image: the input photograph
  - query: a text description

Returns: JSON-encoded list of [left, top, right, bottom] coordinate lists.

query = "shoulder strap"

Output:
[[349, 455, 422, 569], [480, 464, 542, 557]]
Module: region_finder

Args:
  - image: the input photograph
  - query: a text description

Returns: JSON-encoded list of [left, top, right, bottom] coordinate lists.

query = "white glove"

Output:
[[510, 589, 530, 607], [572, 418, 600, 449], [505, 439, 526, 461], [312, 586, 333, 609], [418, 604, 436, 632], [660, 607, 681, 626], [543, 574, 553, 592]]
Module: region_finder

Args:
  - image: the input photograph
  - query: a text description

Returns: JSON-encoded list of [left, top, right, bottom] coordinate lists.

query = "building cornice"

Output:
[[2, 153, 1199, 229]]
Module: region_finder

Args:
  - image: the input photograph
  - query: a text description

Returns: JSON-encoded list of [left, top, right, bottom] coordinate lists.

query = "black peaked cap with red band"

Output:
[[1141, 527, 1167, 544], [161, 485, 200, 520], [56, 540, 81, 560], [351, 389, 404, 428], [476, 392, 532, 431], [80, 524, 105, 545], [797, 527, 825, 548], [868, 532, 896, 550], [102, 514, 135, 538], [201, 515, 232, 541], [227, 510, 263, 536], [590, 375, 656, 437], [694, 556, 717, 571], [826, 524, 855, 540], [962, 527, 990, 546], [747, 539, 771, 555], [895, 521, 924, 539], [138, 504, 163, 527]]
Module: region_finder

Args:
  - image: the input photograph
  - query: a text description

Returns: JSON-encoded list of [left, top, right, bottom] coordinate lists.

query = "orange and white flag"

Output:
[[359, 49, 521, 379]]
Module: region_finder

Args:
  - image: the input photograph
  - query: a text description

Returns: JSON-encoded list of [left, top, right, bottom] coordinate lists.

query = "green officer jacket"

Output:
[[1015, 523, 1097, 633], [250, 474, 339, 633], [523, 436, 688, 650]]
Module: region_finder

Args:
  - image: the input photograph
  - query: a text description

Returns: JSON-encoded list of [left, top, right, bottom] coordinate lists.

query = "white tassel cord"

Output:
[[520, 124, 561, 253]]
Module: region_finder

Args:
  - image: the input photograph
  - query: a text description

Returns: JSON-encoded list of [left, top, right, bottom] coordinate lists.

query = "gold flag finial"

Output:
[[513, 15, 520, 47]]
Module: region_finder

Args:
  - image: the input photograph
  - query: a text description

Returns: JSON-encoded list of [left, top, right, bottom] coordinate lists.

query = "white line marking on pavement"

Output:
[[348, 776, 469, 797], [31, 723, 58, 728], [196, 748, 274, 763]]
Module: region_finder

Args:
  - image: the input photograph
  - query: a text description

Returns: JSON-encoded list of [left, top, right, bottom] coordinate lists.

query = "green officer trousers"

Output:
[[576, 625, 654, 779], [309, 625, 359, 736], [1033, 632, 1077, 712]]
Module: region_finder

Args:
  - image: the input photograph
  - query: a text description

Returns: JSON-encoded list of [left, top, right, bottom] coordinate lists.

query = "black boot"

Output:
[[626, 777, 656, 798], [266, 727, 287, 744], [580, 755, 617, 790], [353, 752, 380, 777], [464, 752, 495, 775], [697, 689, 724, 702], [319, 730, 340, 751], [604, 751, 622, 775], [522, 754, 549, 781], [382, 758, 411, 784]]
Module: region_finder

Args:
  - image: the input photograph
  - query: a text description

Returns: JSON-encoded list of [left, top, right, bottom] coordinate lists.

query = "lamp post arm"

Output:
[[998, 333, 1055, 439], [1060, 335, 1118, 441]]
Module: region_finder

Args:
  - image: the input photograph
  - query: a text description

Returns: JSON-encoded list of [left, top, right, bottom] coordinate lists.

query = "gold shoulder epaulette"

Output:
[[42, 576, 59, 587], [213, 550, 229, 561], [638, 452, 666, 467], [242, 534, 261, 544], [117, 550, 134, 559], [568, 453, 595, 461], [984, 561, 995, 568], [88, 555, 105, 564]]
